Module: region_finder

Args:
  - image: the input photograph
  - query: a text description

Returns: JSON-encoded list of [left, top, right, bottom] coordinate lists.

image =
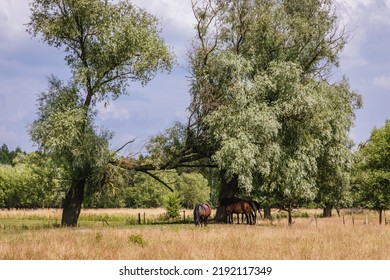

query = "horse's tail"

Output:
[[194, 204, 200, 226]]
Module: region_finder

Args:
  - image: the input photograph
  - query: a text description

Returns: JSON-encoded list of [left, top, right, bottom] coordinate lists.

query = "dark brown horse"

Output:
[[194, 203, 212, 226], [225, 200, 256, 225], [218, 198, 260, 225]]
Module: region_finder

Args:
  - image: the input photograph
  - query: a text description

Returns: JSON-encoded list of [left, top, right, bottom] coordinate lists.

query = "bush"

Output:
[[164, 193, 182, 219], [128, 234, 146, 247]]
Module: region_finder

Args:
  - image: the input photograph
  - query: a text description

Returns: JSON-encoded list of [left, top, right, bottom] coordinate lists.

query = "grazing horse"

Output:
[[225, 200, 256, 225], [218, 198, 260, 225], [193, 203, 212, 226]]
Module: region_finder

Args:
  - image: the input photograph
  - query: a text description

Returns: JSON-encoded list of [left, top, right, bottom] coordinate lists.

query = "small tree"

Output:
[[354, 121, 390, 224], [165, 193, 182, 220]]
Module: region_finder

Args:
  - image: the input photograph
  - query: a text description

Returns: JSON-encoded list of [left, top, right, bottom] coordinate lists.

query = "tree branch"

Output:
[[114, 138, 136, 155], [140, 170, 174, 192]]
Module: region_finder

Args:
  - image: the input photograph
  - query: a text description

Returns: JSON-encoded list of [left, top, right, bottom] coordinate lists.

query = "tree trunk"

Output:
[[287, 208, 293, 225], [264, 206, 272, 219], [214, 172, 239, 223], [323, 205, 333, 217], [61, 177, 86, 226]]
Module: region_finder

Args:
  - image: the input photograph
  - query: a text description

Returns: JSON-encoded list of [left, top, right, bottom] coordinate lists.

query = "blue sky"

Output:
[[0, 0, 389, 155]]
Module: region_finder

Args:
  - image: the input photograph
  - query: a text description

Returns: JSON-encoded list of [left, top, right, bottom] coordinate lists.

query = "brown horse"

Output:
[[225, 200, 257, 225], [194, 203, 212, 226]]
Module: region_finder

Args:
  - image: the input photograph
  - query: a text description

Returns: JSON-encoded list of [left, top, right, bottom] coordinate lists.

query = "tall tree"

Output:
[[186, 0, 360, 223], [27, 0, 174, 226]]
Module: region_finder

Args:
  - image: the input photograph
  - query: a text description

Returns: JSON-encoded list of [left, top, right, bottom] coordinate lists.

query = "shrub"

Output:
[[128, 234, 146, 247], [164, 193, 182, 219]]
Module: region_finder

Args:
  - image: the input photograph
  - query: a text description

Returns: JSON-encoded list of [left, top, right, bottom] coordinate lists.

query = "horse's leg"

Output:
[[258, 209, 263, 219]]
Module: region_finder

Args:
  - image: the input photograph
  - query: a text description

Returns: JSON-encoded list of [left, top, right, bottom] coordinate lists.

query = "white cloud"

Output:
[[97, 102, 131, 121], [0, 1, 29, 41], [373, 75, 390, 90], [132, 0, 194, 32], [335, 0, 390, 70]]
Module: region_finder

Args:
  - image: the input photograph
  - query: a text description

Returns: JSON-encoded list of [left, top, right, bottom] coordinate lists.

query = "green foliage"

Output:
[[0, 144, 24, 165], [176, 173, 210, 208], [164, 192, 182, 219], [0, 152, 64, 209], [27, 0, 174, 225], [29, 77, 112, 197], [187, 0, 361, 219], [82, 167, 210, 209], [146, 122, 188, 168], [354, 121, 390, 212], [128, 234, 147, 247], [126, 172, 169, 208], [27, 0, 174, 100], [30, 77, 91, 157]]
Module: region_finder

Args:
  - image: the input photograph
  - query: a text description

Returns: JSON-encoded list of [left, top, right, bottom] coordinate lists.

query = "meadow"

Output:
[[1, 208, 390, 260]]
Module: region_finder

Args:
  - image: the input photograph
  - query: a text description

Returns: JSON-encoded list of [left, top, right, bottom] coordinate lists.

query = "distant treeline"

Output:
[[0, 145, 210, 209], [0, 144, 25, 165]]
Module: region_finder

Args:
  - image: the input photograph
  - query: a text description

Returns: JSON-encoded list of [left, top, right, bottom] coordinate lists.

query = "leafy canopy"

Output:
[[354, 121, 390, 211], [27, 0, 174, 104], [185, 0, 361, 212], [27, 0, 174, 226]]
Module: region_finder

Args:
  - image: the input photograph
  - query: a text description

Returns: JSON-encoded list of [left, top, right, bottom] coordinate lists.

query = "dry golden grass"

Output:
[[0, 208, 167, 219], [1, 208, 390, 260]]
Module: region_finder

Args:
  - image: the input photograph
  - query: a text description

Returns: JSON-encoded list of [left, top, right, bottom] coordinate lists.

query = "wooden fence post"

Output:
[[183, 210, 186, 223], [138, 213, 141, 225]]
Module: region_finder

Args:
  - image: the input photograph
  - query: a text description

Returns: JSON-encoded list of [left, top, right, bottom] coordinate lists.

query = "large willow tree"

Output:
[[185, 0, 361, 222], [27, 0, 174, 226]]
